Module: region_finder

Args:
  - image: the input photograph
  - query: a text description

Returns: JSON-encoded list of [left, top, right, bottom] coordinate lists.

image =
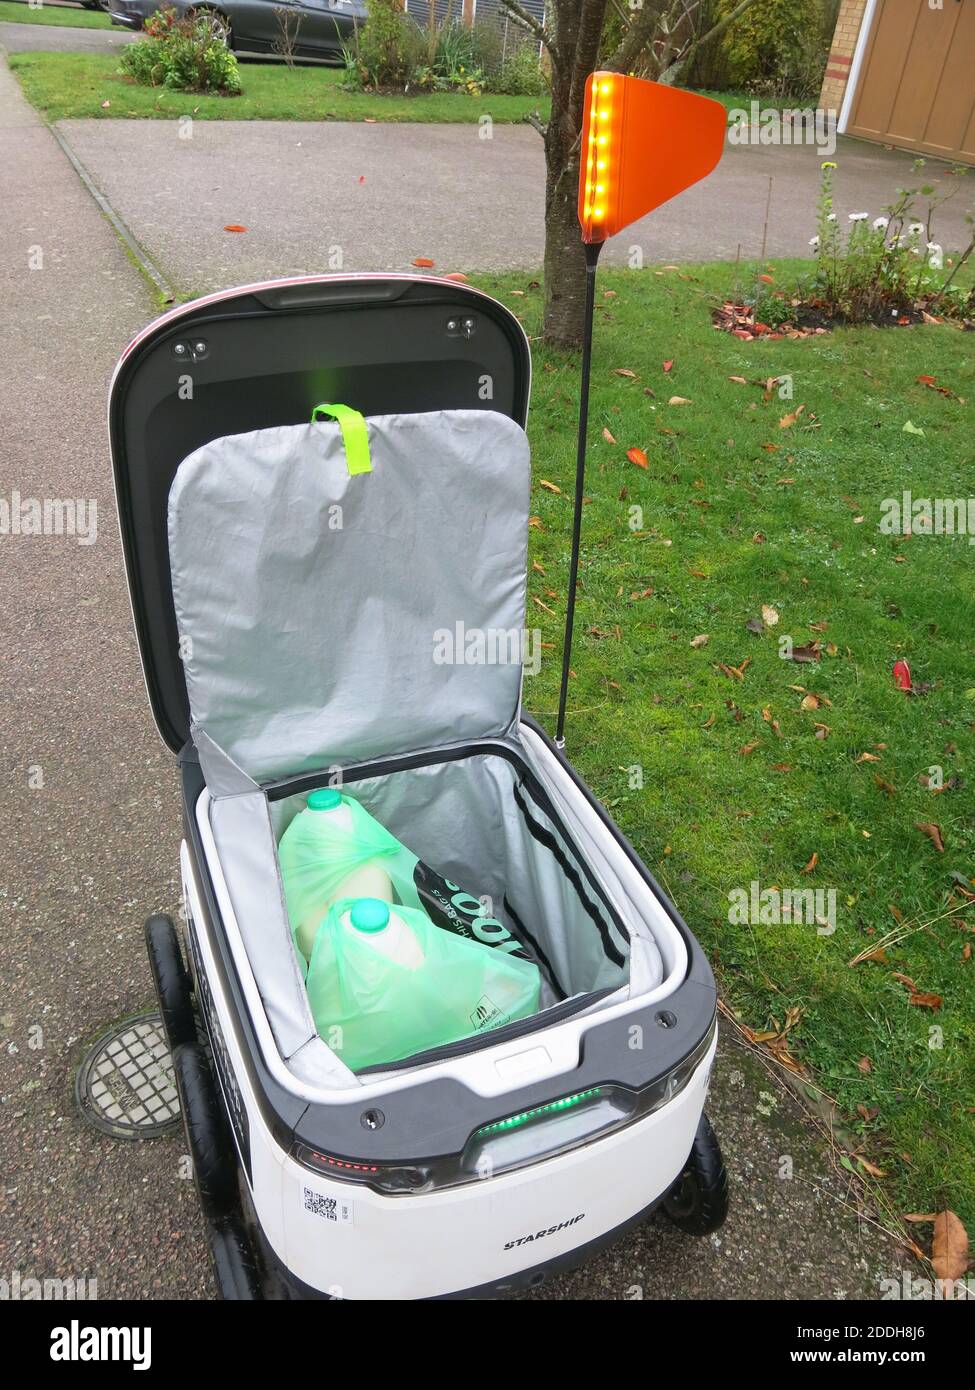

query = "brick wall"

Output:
[[819, 0, 870, 115]]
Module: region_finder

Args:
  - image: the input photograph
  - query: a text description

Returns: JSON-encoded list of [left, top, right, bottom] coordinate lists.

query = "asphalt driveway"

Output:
[[55, 116, 973, 292], [0, 19, 134, 52]]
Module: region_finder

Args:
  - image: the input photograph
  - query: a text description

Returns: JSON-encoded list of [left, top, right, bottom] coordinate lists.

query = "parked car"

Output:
[[109, 0, 366, 60]]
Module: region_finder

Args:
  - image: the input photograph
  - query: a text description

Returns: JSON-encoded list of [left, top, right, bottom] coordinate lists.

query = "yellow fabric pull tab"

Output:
[[311, 403, 371, 476]]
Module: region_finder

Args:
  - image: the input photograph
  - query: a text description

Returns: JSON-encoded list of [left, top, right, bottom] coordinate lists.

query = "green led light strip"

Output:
[[475, 1088, 603, 1139]]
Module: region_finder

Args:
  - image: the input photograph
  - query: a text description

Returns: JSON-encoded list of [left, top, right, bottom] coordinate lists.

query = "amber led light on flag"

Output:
[[578, 73, 726, 243]]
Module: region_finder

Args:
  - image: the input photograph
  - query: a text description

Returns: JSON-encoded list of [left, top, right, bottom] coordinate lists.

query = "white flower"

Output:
[[826, 212, 837, 222], [809, 235, 820, 247], [873, 216, 889, 230], [908, 221, 925, 236], [926, 241, 943, 269], [848, 212, 869, 222]]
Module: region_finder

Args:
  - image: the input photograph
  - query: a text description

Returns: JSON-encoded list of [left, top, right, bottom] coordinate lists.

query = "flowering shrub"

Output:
[[804, 160, 972, 324], [120, 8, 241, 94]]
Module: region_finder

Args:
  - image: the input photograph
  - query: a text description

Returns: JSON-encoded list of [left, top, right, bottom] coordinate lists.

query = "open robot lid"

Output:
[[109, 274, 532, 757]]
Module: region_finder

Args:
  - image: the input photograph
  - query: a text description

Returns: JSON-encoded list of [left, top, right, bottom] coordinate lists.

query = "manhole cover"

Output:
[[76, 1013, 180, 1139]]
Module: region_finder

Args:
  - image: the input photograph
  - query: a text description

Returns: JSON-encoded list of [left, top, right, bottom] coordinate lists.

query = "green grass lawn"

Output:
[[9, 50, 551, 122], [0, 0, 112, 26], [473, 261, 973, 1238]]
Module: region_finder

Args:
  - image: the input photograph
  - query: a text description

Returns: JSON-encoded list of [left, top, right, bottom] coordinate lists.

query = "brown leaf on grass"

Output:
[[800, 693, 820, 711], [702, 713, 716, 728], [915, 822, 945, 853], [528, 516, 544, 530], [626, 447, 649, 468], [802, 852, 818, 874], [762, 604, 779, 627], [728, 375, 748, 384], [532, 596, 557, 617], [690, 634, 710, 649], [857, 1056, 873, 1073], [855, 752, 881, 764], [858, 948, 889, 965], [855, 1156, 888, 1179], [909, 992, 943, 1010], [613, 368, 638, 378], [931, 1211, 969, 1283], [602, 427, 617, 444], [687, 568, 708, 579], [874, 774, 897, 797], [532, 560, 546, 575], [779, 404, 806, 429], [789, 643, 821, 663], [539, 480, 561, 494], [771, 763, 792, 772], [902, 1213, 939, 1223], [814, 723, 831, 739], [739, 741, 760, 755], [668, 395, 692, 406]]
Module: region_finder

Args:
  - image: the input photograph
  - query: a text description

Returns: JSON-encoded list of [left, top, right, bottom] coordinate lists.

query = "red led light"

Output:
[[308, 1149, 379, 1174]]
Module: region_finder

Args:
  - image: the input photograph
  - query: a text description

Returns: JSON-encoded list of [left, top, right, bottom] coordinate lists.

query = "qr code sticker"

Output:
[[303, 1187, 354, 1225]]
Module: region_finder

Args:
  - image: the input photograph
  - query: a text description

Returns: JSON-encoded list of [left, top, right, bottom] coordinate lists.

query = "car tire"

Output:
[[661, 1113, 729, 1235], [189, 6, 233, 47]]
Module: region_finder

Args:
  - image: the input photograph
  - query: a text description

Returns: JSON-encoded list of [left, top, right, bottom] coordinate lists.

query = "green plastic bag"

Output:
[[279, 790, 536, 967], [304, 898, 541, 1071]]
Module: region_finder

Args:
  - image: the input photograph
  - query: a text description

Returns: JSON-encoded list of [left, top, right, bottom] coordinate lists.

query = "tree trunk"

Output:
[[542, 126, 588, 348]]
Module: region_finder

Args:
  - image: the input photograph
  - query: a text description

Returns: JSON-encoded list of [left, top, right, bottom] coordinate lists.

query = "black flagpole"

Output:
[[555, 238, 603, 748]]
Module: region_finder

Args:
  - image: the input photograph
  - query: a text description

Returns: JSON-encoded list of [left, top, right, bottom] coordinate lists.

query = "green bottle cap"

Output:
[[349, 899, 391, 933], [307, 788, 342, 811]]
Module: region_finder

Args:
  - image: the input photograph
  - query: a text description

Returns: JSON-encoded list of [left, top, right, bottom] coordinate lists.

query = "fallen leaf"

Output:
[[539, 480, 561, 494], [223, 224, 248, 233], [761, 604, 779, 627], [613, 368, 638, 378], [902, 420, 925, 436], [892, 659, 913, 691], [443, 272, 469, 282], [728, 375, 748, 384], [690, 634, 710, 649], [915, 822, 945, 853], [903, 1214, 938, 1223], [668, 396, 692, 406], [908, 992, 943, 1010], [855, 1156, 887, 1179], [702, 713, 716, 728], [801, 852, 818, 874], [602, 427, 617, 445], [739, 741, 759, 755], [779, 404, 806, 429], [662, 360, 674, 373], [411, 257, 435, 268], [855, 752, 880, 764], [745, 617, 765, 634], [857, 1056, 873, 1073], [790, 643, 821, 664], [626, 447, 649, 469]]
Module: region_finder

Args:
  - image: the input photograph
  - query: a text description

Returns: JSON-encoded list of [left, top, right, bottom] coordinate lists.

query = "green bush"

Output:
[[686, 0, 837, 100], [343, 10, 544, 97], [119, 8, 241, 94], [342, 0, 422, 90]]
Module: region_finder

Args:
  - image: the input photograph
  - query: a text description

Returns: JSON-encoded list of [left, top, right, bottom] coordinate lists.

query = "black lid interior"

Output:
[[109, 275, 532, 754]]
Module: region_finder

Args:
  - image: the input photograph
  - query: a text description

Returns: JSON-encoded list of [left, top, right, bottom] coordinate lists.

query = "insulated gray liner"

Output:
[[168, 410, 530, 791]]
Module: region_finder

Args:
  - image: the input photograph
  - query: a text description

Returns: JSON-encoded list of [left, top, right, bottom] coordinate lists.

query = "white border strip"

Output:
[[838, 0, 878, 135]]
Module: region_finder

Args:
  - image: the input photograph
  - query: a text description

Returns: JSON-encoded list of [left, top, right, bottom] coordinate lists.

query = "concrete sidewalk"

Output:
[[57, 115, 972, 292], [1, 50, 897, 1299]]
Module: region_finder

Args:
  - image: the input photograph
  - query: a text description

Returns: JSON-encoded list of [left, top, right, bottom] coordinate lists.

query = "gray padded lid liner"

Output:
[[168, 409, 531, 787]]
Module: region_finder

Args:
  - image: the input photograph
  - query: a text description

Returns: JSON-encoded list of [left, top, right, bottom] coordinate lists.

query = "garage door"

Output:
[[847, 0, 975, 165]]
